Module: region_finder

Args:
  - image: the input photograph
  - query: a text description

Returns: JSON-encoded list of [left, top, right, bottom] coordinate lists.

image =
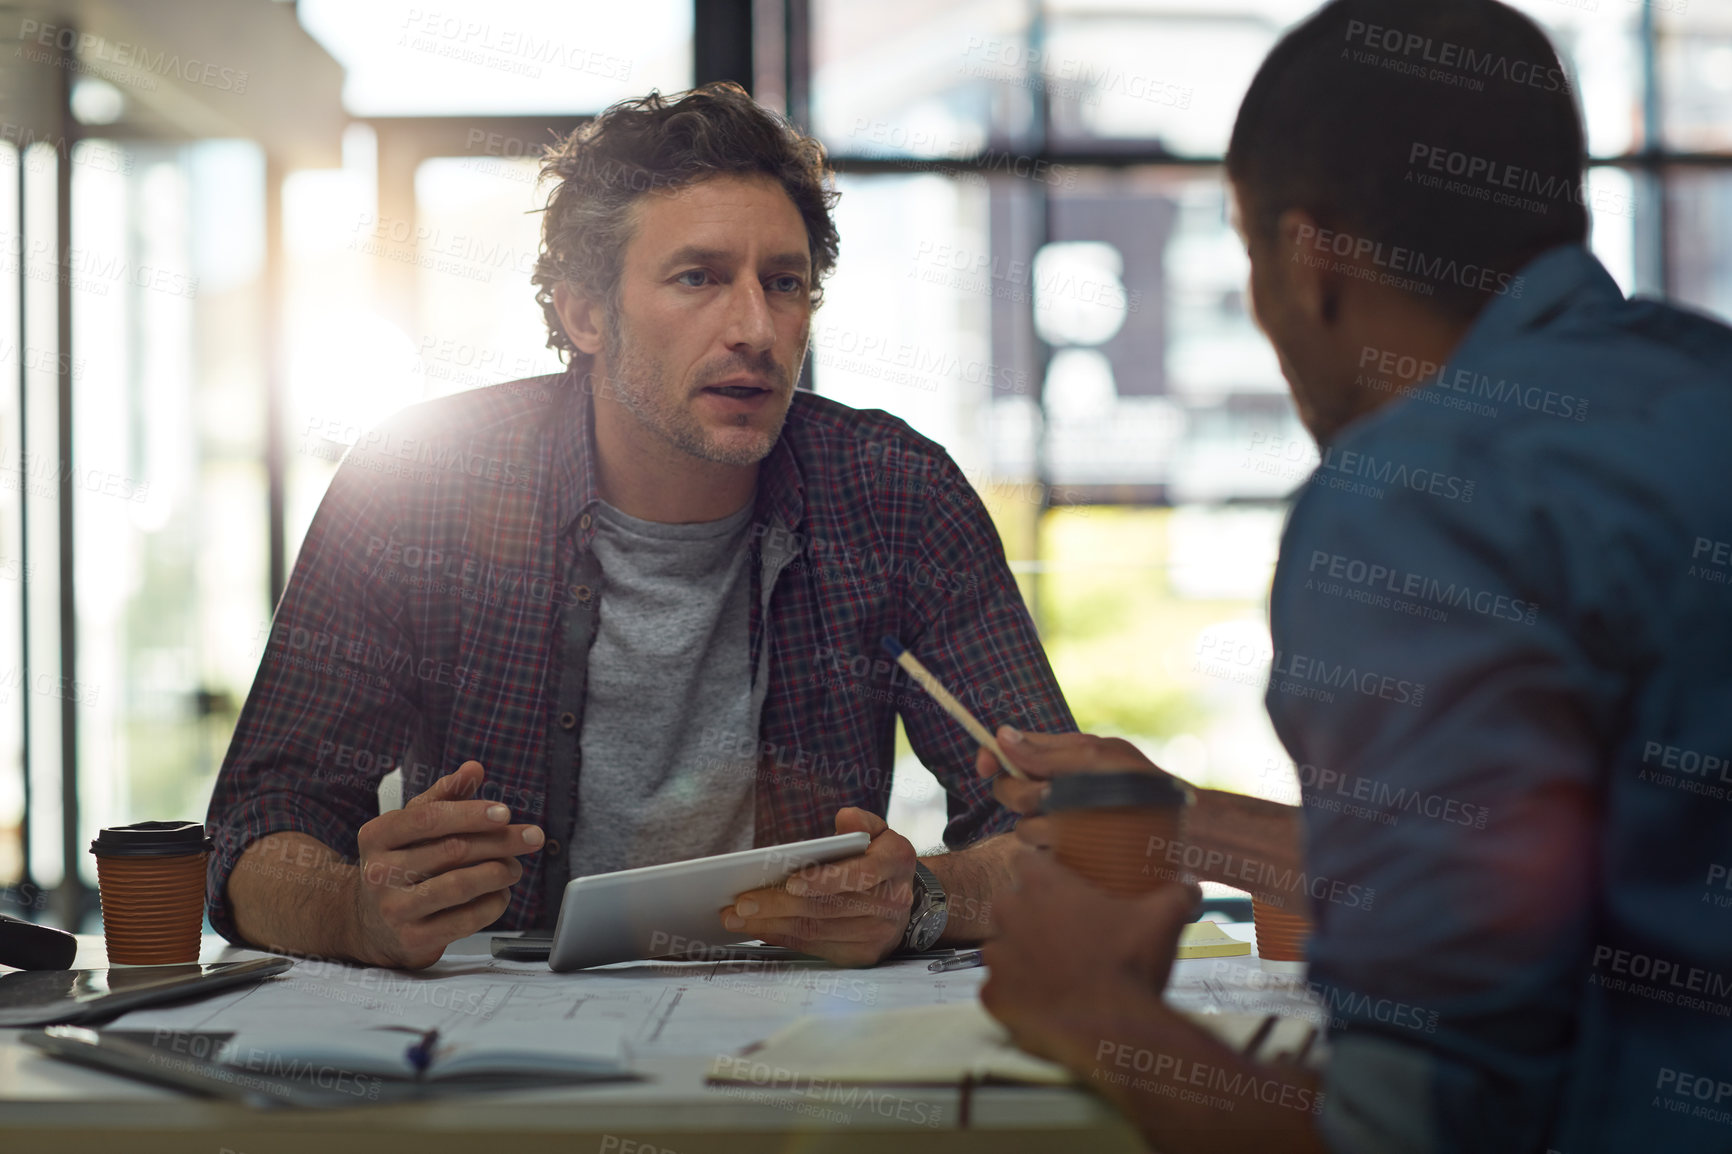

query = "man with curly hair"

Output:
[[209, 83, 1072, 969]]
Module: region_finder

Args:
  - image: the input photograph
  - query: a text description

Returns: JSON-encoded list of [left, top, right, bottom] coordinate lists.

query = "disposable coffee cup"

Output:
[[1042, 771, 1192, 899], [1252, 897, 1310, 971], [90, 821, 213, 965]]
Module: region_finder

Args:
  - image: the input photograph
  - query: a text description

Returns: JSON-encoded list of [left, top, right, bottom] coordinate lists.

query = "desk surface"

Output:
[[0, 927, 1288, 1154], [0, 934, 1161, 1154]]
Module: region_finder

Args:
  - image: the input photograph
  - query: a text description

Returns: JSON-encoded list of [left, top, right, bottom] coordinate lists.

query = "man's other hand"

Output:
[[349, 760, 544, 968], [975, 726, 1170, 848], [723, 807, 915, 967]]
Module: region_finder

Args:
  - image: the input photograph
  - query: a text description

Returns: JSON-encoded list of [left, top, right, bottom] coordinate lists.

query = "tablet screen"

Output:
[[0, 957, 293, 1027]]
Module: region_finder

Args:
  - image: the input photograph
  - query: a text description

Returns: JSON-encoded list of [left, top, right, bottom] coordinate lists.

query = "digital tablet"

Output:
[[542, 832, 872, 971], [0, 956, 294, 1027]]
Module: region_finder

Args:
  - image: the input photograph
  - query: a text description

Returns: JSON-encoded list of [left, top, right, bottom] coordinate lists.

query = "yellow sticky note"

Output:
[[1177, 920, 1251, 959]]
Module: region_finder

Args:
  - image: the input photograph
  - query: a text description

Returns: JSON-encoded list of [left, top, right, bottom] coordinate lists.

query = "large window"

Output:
[[0, 2, 693, 921], [809, 0, 1732, 820]]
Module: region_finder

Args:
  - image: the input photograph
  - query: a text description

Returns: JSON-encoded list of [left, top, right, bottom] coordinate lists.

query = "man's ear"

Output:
[[1274, 208, 1340, 330], [552, 282, 606, 357]]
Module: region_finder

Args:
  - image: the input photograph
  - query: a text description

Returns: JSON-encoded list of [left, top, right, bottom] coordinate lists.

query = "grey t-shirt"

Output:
[[568, 499, 758, 878]]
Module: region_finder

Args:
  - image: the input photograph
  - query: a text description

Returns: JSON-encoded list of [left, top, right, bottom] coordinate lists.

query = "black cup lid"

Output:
[[1043, 771, 1192, 813], [90, 821, 214, 857]]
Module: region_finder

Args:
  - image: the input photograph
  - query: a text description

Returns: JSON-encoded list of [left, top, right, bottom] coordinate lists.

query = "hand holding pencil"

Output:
[[879, 630, 1181, 824], [975, 728, 1180, 852]]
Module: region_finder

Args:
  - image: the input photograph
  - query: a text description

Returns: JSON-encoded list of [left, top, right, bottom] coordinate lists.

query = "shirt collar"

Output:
[[1454, 244, 1624, 352], [752, 400, 806, 534], [553, 367, 808, 540], [553, 365, 604, 541]]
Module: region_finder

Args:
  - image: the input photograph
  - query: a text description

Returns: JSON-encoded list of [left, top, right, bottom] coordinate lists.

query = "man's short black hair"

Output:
[[1227, 0, 1589, 320]]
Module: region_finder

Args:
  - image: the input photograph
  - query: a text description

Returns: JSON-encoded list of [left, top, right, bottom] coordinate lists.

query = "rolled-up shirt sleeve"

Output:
[[898, 452, 1076, 848], [205, 459, 425, 943]]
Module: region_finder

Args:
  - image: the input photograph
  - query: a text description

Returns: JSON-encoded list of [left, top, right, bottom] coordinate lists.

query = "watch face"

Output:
[[910, 910, 945, 951], [906, 863, 948, 951]]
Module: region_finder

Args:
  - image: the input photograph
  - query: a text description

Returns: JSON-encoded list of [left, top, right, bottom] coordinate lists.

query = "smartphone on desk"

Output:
[[490, 934, 554, 962]]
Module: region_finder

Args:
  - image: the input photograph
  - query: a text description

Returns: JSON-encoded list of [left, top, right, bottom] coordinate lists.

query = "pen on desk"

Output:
[[405, 1027, 440, 1075], [929, 949, 984, 973], [880, 636, 1026, 780]]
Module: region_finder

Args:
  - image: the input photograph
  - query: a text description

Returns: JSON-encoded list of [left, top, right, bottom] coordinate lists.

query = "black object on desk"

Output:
[[0, 913, 78, 970], [490, 932, 556, 961]]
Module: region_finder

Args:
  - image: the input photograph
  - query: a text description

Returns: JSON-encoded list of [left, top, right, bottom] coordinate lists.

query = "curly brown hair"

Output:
[[530, 82, 841, 360]]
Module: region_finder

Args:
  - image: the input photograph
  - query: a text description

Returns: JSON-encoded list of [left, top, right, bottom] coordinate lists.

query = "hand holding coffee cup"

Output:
[[979, 727, 1313, 968], [977, 727, 1193, 896]]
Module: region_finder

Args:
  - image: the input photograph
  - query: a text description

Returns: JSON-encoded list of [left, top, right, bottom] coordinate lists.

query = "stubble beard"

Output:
[[602, 313, 797, 467]]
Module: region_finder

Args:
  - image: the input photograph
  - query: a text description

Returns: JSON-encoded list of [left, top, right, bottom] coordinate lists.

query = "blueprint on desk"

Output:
[[109, 927, 1322, 1064], [108, 948, 991, 1061]]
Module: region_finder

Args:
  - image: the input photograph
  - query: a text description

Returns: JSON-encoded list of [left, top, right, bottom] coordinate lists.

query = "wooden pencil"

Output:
[[880, 636, 1027, 780]]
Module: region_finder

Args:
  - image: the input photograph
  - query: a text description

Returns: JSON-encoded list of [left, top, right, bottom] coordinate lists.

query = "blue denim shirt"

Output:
[[1266, 246, 1732, 1154]]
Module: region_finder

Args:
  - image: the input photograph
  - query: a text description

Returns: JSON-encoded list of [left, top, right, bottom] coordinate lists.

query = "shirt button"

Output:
[[559, 711, 577, 730], [579, 513, 592, 530], [545, 839, 562, 857], [575, 584, 592, 602]]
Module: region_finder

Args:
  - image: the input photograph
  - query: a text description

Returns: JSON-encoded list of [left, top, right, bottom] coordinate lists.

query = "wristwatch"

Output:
[[902, 861, 949, 952]]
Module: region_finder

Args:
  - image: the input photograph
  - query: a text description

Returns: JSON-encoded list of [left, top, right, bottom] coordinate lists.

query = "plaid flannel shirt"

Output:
[[206, 370, 1074, 939]]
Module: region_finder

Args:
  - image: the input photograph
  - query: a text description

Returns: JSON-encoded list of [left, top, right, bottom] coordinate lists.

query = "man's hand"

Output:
[[348, 760, 544, 968], [976, 726, 1170, 848], [983, 852, 1326, 1153], [722, 807, 915, 967], [981, 850, 1200, 1068]]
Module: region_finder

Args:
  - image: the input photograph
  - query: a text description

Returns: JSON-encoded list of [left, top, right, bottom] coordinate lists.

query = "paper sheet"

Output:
[[707, 1000, 1326, 1087], [1165, 951, 1327, 1023], [710, 1001, 1072, 1086]]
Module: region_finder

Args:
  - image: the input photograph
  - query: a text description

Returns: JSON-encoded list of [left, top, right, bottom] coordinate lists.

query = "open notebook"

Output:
[[215, 1022, 628, 1082], [708, 1001, 1323, 1087]]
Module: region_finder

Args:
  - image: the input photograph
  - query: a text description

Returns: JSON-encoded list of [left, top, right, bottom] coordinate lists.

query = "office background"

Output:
[[0, 0, 1727, 927]]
